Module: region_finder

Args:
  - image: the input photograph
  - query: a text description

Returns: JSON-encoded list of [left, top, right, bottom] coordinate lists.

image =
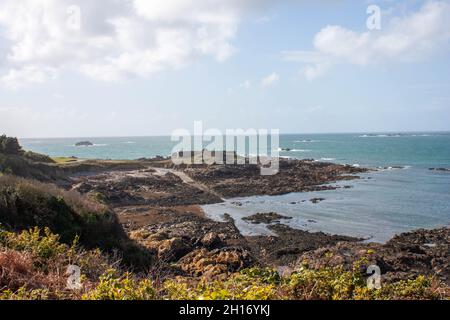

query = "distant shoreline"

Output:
[[18, 130, 450, 140]]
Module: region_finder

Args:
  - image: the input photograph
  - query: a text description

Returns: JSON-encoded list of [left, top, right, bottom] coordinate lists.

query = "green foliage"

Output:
[[164, 278, 279, 300], [0, 227, 445, 301], [0, 227, 67, 262], [1, 175, 117, 246], [240, 267, 282, 285], [0, 287, 50, 300], [23, 151, 55, 163], [0, 175, 152, 269], [373, 276, 444, 300], [82, 269, 156, 300], [0, 226, 118, 299], [0, 135, 22, 155], [164, 269, 283, 300], [287, 265, 365, 300], [163, 264, 446, 301]]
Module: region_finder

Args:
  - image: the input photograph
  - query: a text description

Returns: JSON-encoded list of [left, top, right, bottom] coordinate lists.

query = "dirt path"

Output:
[[153, 167, 225, 201]]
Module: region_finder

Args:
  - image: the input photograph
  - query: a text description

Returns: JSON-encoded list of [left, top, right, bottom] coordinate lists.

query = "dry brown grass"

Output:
[[0, 249, 66, 295]]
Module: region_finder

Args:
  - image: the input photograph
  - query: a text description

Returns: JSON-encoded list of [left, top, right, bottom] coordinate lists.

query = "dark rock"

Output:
[[182, 158, 368, 198], [201, 232, 223, 249], [242, 212, 292, 224], [429, 168, 450, 172], [177, 247, 254, 278], [75, 141, 94, 147], [310, 197, 325, 204], [246, 224, 361, 266]]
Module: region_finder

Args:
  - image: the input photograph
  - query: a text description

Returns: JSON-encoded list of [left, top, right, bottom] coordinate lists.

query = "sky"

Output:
[[0, 0, 449, 138]]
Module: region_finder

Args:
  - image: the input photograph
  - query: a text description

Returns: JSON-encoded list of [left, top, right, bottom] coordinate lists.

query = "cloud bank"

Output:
[[283, 1, 450, 80], [0, 0, 269, 88]]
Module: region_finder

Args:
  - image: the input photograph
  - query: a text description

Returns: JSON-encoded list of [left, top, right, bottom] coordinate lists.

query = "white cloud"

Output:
[[261, 72, 279, 87], [282, 50, 332, 80], [240, 80, 252, 89], [1, 66, 57, 89], [0, 0, 269, 87], [284, 1, 450, 80]]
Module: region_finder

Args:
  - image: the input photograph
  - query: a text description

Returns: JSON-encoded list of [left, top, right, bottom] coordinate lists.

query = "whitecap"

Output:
[[278, 148, 311, 152], [73, 143, 108, 147]]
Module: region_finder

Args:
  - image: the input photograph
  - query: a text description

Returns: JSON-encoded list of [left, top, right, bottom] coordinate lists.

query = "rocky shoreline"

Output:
[[66, 158, 449, 284]]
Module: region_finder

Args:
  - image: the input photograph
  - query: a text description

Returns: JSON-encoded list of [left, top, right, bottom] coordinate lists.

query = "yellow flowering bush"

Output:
[[82, 270, 156, 300]]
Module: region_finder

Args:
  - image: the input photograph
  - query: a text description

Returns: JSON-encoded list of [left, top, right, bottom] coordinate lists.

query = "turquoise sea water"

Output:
[[20, 133, 450, 242]]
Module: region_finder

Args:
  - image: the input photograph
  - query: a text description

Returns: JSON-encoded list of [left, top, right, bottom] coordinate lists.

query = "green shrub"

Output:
[[0, 175, 120, 247], [23, 151, 55, 164], [0, 226, 120, 299], [373, 276, 446, 300], [0, 287, 50, 300], [287, 266, 364, 300], [0, 227, 67, 262], [240, 267, 282, 285], [0, 230, 446, 301], [163, 265, 446, 301], [164, 270, 281, 300], [82, 269, 156, 300], [0, 176, 153, 269], [0, 135, 22, 155]]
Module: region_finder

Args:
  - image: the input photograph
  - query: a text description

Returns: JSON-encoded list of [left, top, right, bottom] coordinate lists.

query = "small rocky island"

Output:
[[429, 168, 450, 172], [75, 141, 94, 147]]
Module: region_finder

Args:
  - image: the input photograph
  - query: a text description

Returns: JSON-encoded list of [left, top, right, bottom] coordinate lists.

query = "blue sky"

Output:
[[0, 0, 449, 138]]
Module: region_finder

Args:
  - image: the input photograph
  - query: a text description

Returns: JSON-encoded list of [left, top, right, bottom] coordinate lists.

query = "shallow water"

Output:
[[202, 168, 450, 243]]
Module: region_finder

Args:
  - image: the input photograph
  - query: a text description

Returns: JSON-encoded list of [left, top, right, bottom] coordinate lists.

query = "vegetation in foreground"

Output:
[[0, 226, 447, 300]]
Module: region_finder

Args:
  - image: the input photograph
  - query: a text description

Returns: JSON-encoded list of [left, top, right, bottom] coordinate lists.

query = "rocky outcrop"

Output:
[[310, 197, 325, 204], [126, 209, 255, 278], [429, 168, 450, 172], [71, 169, 222, 207], [75, 141, 93, 147], [70, 159, 367, 207], [296, 228, 450, 285], [183, 159, 367, 198], [246, 224, 360, 266], [177, 247, 254, 279], [242, 212, 292, 224]]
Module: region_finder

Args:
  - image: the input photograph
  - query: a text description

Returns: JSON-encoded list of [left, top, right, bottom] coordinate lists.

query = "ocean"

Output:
[[20, 133, 450, 242]]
